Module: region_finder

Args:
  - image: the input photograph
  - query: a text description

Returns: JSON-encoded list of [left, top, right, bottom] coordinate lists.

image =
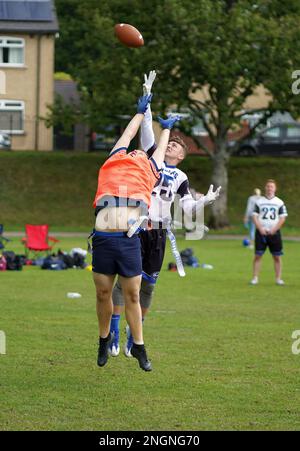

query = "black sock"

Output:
[[133, 342, 145, 350], [99, 332, 111, 342]]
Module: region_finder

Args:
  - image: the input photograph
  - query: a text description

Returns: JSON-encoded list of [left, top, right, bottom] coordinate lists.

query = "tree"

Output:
[[54, 0, 300, 227]]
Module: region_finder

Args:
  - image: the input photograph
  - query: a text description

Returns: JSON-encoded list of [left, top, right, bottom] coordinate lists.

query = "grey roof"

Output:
[[0, 0, 59, 34]]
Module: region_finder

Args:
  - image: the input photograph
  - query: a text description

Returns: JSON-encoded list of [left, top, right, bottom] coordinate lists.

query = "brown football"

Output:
[[114, 23, 144, 48]]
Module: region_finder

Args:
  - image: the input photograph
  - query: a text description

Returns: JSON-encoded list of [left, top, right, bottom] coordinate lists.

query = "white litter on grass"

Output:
[[70, 248, 87, 258], [67, 292, 82, 299], [155, 310, 177, 314]]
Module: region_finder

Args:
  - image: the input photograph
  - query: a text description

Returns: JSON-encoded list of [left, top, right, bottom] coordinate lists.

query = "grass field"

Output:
[[1, 152, 300, 234], [1, 236, 300, 431]]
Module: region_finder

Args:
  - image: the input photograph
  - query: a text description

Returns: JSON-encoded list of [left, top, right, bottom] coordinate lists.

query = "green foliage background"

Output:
[[54, 0, 300, 132]]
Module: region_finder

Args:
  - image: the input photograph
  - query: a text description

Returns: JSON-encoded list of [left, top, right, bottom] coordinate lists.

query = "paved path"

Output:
[[5, 232, 300, 241]]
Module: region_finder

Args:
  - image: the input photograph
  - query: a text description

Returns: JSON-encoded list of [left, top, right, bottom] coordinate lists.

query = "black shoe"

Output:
[[97, 333, 113, 367], [131, 343, 152, 372]]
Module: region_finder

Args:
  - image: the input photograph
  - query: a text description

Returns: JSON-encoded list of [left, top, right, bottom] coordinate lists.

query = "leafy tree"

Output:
[[43, 93, 80, 135], [54, 0, 300, 227]]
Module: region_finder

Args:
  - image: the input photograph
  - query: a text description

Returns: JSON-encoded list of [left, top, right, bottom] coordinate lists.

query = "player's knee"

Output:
[[140, 279, 155, 309], [125, 290, 140, 306], [112, 279, 125, 307], [96, 287, 111, 302]]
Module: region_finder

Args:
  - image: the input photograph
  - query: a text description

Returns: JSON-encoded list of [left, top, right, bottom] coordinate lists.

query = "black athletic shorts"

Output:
[[139, 228, 167, 284], [255, 230, 283, 256]]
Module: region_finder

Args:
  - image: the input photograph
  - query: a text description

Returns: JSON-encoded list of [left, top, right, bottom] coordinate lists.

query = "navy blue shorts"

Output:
[[92, 231, 142, 277], [255, 230, 283, 256]]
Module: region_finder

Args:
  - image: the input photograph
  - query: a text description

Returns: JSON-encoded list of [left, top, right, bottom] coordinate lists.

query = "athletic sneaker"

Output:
[[109, 330, 120, 357], [109, 343, 120, 357], [97, 333, 113, 367], [123, 325, 133, 358], [276, 279, 285, 286], [250, 276, 259, 285], [131, 343, 152, 372]]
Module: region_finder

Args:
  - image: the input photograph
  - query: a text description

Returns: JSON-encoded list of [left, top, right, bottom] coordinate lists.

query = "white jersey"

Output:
[[252, 196, 288, 230], [141, 105, 201, 223], [245, 195, 262, 220], [149, 162, 193, 222]]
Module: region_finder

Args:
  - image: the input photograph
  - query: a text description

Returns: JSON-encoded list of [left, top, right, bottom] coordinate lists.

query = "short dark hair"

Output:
[[169, 135, 188, 158]]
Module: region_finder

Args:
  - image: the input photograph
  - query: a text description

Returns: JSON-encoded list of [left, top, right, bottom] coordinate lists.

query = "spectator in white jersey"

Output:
[[251, 179, 288, 286], [109, 70, 221, 357], [244, 188, 262, 247]]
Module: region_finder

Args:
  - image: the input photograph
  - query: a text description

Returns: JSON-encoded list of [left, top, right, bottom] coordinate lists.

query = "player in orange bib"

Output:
[[92, 93, 180, 371]]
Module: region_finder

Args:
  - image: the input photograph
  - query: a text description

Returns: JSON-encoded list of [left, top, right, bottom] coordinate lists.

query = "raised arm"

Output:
[[141, 103, 155, 151], [141, 70, 157, 152], [110, 94, 152, 155], [151, 115, 181, 168]]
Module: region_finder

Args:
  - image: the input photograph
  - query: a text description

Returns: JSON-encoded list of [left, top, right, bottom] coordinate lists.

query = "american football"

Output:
[[114, 23, 144, 48]]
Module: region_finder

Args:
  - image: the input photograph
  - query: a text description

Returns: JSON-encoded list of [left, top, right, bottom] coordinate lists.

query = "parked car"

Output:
[[0, 133, 11, 150], [233, 123, 300, 156], [90, 131, 116, 151]]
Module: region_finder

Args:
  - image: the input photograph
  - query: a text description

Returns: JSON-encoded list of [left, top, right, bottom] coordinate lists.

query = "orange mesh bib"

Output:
[[93, 149, 160, 208]]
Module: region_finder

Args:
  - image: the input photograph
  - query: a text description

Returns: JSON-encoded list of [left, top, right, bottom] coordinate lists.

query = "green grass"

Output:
[[0, 152, 299, 234], [1, 236, 300, 431]]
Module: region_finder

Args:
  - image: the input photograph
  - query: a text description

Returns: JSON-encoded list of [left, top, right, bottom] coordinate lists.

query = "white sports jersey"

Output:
[[141, 104, 202, 223], [149, 162, 194, 222], [245, 195, 262, 220], [253, 196, 288, 230]]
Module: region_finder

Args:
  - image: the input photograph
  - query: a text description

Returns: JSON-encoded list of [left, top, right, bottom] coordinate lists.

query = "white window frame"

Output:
[[0, 100, 25, 134], [0, 36, 25, 67]]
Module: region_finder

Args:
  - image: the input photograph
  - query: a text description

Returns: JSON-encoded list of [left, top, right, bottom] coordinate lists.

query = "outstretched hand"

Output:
[[158, 115, 181, 130], [203, 185, 222, 206], [137, 93, 153, 114], [143, 70, 157, 95]]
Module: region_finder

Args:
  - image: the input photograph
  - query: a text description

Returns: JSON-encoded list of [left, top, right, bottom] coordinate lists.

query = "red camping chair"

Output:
[[22, 224, 59, 257]]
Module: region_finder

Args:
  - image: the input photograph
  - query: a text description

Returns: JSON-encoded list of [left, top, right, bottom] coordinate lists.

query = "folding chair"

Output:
[[0, 224, 11, 250], [22, 224, 59, 257]]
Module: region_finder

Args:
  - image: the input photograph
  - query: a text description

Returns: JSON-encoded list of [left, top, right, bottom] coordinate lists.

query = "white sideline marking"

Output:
[[155, 310, 177, 314]]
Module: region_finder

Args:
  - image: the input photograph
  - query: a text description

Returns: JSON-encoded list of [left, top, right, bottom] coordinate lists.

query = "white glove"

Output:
[[143, 70, 157, 95], [203, 185, 222, 206]]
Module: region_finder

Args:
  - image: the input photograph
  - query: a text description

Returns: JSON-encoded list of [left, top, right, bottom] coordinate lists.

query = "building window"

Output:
[[0, 100, 24, 133], [0, 37, 24, 66]]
